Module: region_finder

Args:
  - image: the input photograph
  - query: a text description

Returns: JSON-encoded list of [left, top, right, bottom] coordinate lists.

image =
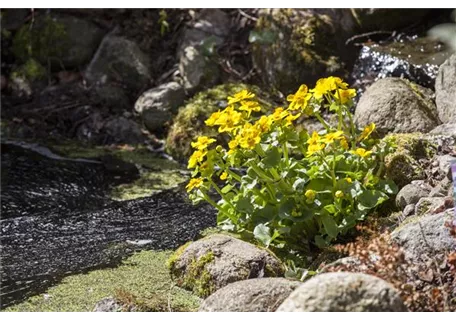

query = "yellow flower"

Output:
[[307, 143, 326, 156], [284, 112, 301, 126], [352, 148, 372, 158], [186, 177, 203, 192], [205, 110, 222, 126], [269, 107, 289, 122], [188, 150, 207, 169], [220, 172, 228, 180], [322, 131, 344, 144], [335, 190, 344, 198], [287, 84, 312, 111], [307, 131, 321, 146], [191, 136, 216, 150], [238, 123, 262, 150], [311, 76, 348, 100], [357, 123, 376, 142], [239, 100, 261, 116], [227, 89, 255, 105], [345, 177, 352, 183], [255, 115, 273, 133], [340, 137, 349, 150], [337, 88, 356, 104], [305, 189, 316, 202], [215, 106, 243, 133]]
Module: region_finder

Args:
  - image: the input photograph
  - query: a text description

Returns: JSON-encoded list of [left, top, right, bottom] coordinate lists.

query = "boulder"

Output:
[[85, 34, 151, 94], [429, 177, 452, 197], [102, 116, 144, 144], [430, 123, 456, 138], [179, 46, 220, 92], [134, 82, 186, 133], [437, 154, 456, 180], [395, 181, 431, 210], [93, 297, 121, 312], [414, 197, 452, 216], [277, 272, 407, 312], [392, 209, 456, 262], [435, 54, 456, 123], [199, 278, 300, 312], [167, 234, 284, 298], [94, 85, 130, 112], [354, 78, 440, 135]]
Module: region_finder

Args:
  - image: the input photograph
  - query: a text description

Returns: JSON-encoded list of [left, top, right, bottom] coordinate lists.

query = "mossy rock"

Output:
[[11, 58, 46, 82], [251, 9, 357, 93], [165, 83, 275, 162], [383, 133, 436, 188], [167, 234, 284, 298]]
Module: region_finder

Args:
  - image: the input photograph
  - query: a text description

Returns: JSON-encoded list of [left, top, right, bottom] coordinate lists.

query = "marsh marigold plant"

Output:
[[186, 76, 397, 251]]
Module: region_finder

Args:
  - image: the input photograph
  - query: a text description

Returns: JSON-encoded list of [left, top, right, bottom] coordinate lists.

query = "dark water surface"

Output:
[[0, 142, 216, 308]]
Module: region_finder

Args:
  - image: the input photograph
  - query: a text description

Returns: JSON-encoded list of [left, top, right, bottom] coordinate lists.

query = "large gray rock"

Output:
[[430, 123, 456, 138], [199, 278, 300, 312], [277, 272, 407, 312], [414, 197, 452, 216], [134, 82, 186, 133], [12, 14, 106, 69], [168, 234, 284, 298], [437, 154, 456, 180], [392, 209, 456, 262], [177, 9, 230, 92], [435, 54, 456, 123], [354, 78, 440, 135], [102, 116, 144, 144], [179, 43, 220, 92], [85, 34, 151, 94], [395, 181, 431, 210]]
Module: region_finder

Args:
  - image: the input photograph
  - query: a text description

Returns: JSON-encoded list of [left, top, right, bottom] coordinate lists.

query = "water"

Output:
[[0, 142, 216, 308]]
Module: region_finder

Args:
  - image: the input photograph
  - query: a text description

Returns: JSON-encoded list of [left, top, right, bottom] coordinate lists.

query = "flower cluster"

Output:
[[186, 77, 396, 251]]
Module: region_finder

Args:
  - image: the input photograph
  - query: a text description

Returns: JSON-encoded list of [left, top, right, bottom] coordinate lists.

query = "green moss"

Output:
[[11, 58, 46, 81], [165, 83, 274, 162], [181, 251, 216, 298], [167, 241, 192, 272], [4, 250, 201, 312], [12, 15, 68, 65]]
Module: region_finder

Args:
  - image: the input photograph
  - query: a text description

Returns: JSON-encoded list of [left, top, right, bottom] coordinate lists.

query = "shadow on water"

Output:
[[0, 142, 216, 308]]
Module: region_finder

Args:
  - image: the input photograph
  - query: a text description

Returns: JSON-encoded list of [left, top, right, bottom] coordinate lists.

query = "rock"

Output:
[[199, 278, 300, 312], [395, 181, 431, 210], [93, 297, 121, 312], [94, 85, 131, 112], [435, 54, 456, 123], [392, 209, 456, 262], [251, 9, 356, 93], [351, 9, 430, 32], [351, 37, 451, 93], [385, 153, 426, 189], [179, 46, 220, 92], [178, 9, 230, 53], [430, 123, 456, 138], [165, 83, 274, 161], [167, 234, 284, 298], [437, 154, 456, 180], [429, 177, 452, 197], [85, 34, 151, 94], [134, 82, 186, 133], [0, 9, 30, 31], [276, 272, 407, 312], [414, 197, 451, 216], [177, 9, 230, 92], [12, 13, 106, 69], [403, 204, 416, 217], [102, 116, 144, 144], [354, 78, 440, 135]]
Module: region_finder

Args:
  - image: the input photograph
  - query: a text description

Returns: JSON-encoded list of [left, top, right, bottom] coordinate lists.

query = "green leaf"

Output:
[[320, 214, 339, 238], [235, 196, 254, 213], [324, 204, 337, 214], [221, 184, 234, 194], [357, 190, 387, 210], [254, 224, 272, 246], [262, 146, 281, 168], [314, 235, 329, 248], [377, 179, 398, 195]]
